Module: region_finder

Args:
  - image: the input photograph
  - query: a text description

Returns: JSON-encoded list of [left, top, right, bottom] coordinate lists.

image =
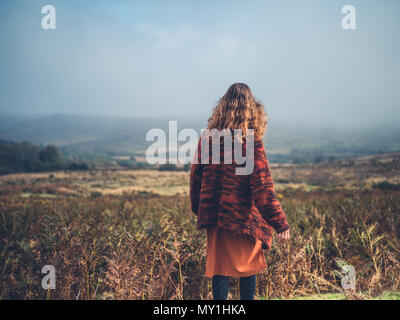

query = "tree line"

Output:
[[0, 140, 88, 175]]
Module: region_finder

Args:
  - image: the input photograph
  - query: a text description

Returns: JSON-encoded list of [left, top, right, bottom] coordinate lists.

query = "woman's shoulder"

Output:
[[251, 137, 264, 149]]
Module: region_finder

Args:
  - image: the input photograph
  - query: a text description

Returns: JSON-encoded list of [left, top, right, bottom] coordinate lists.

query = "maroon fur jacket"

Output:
[[190, 136, 289, 250]]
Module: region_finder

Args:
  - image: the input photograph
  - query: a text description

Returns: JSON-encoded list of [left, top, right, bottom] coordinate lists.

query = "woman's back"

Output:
[[190, 134, 289, 250]]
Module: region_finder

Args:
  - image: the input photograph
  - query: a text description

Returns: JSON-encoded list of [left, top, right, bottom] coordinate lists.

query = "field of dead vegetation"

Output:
[[1, 153, 399, 299]]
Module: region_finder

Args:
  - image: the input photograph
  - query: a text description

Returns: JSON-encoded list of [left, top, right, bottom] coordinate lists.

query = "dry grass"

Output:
[[0, 169, 190, 197], [0, 161, 399, 300]]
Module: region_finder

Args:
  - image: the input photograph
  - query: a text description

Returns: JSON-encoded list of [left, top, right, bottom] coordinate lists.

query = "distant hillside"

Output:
[[0, 114, 39, 131], [0, 114, 157, 146], [0, 113, 399, 163]]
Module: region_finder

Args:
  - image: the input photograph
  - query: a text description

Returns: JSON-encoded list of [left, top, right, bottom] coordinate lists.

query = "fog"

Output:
[[1, 0, 399, 129]]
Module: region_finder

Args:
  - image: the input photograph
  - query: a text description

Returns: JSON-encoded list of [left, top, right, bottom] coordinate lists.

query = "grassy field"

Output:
[[266, 291, 400, 300], [0, 153, 400, 300]]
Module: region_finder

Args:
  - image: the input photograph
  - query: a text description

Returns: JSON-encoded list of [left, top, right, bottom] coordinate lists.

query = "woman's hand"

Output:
[[277, 229, 290, 242]]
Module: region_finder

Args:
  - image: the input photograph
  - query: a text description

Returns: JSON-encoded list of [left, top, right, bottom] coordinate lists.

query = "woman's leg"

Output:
[[239, 275, 257, 300], [212, 275, 230, 300]]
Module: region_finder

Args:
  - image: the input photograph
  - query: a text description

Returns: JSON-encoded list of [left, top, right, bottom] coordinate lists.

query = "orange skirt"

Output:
[[205, 225, 267, 278]]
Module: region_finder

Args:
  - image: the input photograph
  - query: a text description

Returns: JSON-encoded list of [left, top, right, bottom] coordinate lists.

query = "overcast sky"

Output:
[[0, 0, 399, 128]]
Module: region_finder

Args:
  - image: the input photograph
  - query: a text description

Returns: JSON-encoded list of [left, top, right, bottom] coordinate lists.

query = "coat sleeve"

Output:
[[190, 139, 203, 215], [250, 139, 289, 233]]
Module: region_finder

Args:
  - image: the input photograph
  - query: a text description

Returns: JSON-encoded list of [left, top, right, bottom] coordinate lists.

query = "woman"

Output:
[[190, 83, 290, 300]]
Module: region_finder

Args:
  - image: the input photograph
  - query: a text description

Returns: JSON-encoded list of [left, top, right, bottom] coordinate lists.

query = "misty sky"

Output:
[[0, 0, 399, 128]]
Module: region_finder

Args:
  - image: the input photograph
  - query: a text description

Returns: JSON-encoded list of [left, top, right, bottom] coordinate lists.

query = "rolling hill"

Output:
[[0, 113, 399, 163]]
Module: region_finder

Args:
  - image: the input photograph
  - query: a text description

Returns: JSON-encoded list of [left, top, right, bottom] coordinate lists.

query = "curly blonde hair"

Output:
[[207, 83, 268, 140]]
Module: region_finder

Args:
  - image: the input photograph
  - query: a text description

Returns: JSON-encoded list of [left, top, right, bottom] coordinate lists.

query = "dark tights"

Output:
[[212, 275, 257, 300]]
